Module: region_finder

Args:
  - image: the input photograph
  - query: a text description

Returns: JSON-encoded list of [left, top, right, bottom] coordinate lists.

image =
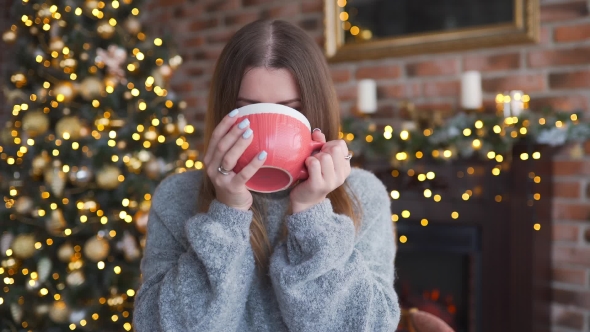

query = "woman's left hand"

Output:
[[290, 130, 351, 214]]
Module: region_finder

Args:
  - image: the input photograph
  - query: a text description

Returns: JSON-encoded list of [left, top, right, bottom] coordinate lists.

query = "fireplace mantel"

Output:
[[363, 144, 553, 332]]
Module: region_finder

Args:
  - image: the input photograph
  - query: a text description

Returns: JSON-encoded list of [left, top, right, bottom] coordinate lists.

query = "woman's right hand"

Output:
[[203, 109, 267, 211]]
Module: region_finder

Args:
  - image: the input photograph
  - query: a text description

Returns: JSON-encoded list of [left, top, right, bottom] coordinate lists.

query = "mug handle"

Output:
[[298, 140, 325, 180]]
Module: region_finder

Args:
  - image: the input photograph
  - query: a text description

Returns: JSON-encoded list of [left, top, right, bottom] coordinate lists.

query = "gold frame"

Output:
[[325, 0, 539, 62]]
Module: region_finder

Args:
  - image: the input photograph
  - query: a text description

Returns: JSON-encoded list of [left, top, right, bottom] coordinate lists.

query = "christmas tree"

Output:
[[0, 0, 198, 330]]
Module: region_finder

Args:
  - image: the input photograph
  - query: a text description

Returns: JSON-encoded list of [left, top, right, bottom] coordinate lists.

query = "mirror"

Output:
[[325, 0, 539, 62]]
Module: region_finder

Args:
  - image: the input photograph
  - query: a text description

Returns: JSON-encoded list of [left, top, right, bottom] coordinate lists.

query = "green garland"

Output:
[[341, 109, 590, 167]]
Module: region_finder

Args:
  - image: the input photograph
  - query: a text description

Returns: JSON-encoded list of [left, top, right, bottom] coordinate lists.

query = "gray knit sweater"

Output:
[[133, 168, 400, 331]]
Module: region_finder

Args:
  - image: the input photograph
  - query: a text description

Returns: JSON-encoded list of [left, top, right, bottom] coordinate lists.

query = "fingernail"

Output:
[[238, 118, 250, 129], [228, 109, 239, 117], [313, 128, 321, 133], [258, 150, 267, 160], [242, 128, 253, 139]]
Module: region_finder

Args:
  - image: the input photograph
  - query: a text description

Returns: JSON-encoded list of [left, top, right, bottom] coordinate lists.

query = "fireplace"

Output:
[[365, 144, 553, 332], [395, 224, 481, 332]]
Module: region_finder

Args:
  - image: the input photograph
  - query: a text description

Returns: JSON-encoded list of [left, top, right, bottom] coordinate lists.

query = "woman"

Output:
[[133, 19, 400, 331]]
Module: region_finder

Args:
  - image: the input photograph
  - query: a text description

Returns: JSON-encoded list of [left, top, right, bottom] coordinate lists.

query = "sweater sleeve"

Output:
[[269, 169, 400, 332], [133, 180, 255, 332]]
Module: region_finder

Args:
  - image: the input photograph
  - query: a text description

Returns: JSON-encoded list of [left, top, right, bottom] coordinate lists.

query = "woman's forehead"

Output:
[[238, 67, 300, 103]]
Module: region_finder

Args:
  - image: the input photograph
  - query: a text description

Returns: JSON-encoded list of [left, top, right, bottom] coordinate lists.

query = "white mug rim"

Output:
[[236, 103, 311, 131]]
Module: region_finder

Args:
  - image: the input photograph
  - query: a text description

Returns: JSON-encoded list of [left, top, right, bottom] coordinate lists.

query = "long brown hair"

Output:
[[198, 19, 361, 270]]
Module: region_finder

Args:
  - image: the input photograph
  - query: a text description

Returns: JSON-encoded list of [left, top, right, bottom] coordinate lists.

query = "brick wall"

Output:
[[141, 1, 590, 330]]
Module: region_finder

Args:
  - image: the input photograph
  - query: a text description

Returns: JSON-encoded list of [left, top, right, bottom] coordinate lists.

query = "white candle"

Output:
[[460, 71, 483, 110], [503, 99, 511, 118], [357, 79, 377, 114], [510, 90, 524, 117]]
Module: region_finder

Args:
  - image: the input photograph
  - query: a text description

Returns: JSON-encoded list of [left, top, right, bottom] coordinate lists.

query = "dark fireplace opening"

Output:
[[394, 224, 481, 332]]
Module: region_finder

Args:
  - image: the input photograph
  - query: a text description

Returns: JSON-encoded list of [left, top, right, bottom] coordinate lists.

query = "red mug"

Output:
[[232, 103, 324, 193]]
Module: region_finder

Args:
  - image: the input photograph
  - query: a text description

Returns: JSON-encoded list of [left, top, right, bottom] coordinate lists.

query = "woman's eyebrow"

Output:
[[237, 97, 301, 105]]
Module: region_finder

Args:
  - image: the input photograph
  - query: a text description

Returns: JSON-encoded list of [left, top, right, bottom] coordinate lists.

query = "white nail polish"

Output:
[[228, 109, 239, 117], [238, 118, 250, 129], [242, 128, 253, 139]]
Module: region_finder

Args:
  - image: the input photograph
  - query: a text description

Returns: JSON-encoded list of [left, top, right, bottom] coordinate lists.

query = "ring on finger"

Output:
[[217, 166, 232, 175], [344, 152, 353, 160]]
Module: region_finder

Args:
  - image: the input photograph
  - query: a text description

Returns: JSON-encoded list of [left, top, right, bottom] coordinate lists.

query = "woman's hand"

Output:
[[203, 109, 267, 211], [290, 130, 351, 214]]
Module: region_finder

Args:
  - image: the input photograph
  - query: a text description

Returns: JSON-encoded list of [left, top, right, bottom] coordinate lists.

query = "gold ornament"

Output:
[[159, 65, 173, 81], [126, 157, 142, 172], [10, 72, 27, 88], [79, 77, 104, 100], [104, 75, 119, 89], [96, 166, 121, 190], [10, 303, 23, 323], [37, 257, 52, 282], [36, 304, 50, 315], [151, 69, 164, 87], [53, 81, 76, 103], [66, 270, 85, 287], [96, 45, 127, 80], [69, 166, 93, 187], [2, 86, 27, 104], [38, 7, 52, 18], [56, 116, 82, 140], [2, 30, 17, 44], [22, 111, 50, 137], [44, 166, 66, 198], [14, 196, 34, 215], [145, 159, 162, 179], [46, 209, 67, 236], [36, 86, 48, 100], [49, 301, 70, 323], [124, 18, 141, 34], [164, 123, 177, 135], [144, 129, 157, 141], [177, 114, 187, 129], [49, 37, 65, 52], [169, 55, 183, 70], [120, 232, 141, 262], [83, 236, 109, 262], [32, 152, 51, 176], [12, 234, 36, 259], [57, 242, 74, 262], [134, 210, 149, 234], [97, 21, 115, 39], [84, 0, 99, 12]]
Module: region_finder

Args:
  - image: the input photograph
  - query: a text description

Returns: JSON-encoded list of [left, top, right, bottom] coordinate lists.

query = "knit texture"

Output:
[[133, 168, 400, 331]]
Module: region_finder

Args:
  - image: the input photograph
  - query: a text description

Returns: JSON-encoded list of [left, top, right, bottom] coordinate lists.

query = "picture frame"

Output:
[[325, 0, 540, 62]]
